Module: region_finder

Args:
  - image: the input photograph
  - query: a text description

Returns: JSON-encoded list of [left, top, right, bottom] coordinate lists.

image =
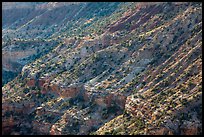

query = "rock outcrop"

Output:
[[2, 2, 202, 135]]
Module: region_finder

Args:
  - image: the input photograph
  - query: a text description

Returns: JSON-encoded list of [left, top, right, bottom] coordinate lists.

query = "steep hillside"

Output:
[[2, 2, 121, 86], [2, 2, 202, 135]]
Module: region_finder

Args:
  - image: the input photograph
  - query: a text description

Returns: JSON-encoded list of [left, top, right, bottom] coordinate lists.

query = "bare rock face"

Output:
[[41, 88, 47, 94], [83, 91, 127, 110], [50, 125, 61, 135], [2, 103, 11, 112], [49, 83, 84, 99], [79, 125, 92, 135], [50, 84, 60, 95], [181, 127, 198, 135], [38, 78, 46, 88], [32, 121, 52, 135], [27, 78, 36, 87], [125, 94, 141, 116], [60, 86, 81, 99], [95, 97, 108, 108], [114, 93, 127, 110], [180, 121, 200, 135], [148, 127, 174, 135], [2, 117, 15, 135], [2, 2, 202, 135], [3, 103, 24, 114], [104, 94, 114, 108], [83, 91, 91, 102]]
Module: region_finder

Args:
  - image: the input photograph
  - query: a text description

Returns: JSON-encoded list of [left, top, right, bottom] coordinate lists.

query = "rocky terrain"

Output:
[[2, 2, 202, 135]]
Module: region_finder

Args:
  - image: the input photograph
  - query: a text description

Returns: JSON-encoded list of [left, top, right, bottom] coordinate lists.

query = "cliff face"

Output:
[[2, 40, 58, 86], [2, 2, 202, 135]]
